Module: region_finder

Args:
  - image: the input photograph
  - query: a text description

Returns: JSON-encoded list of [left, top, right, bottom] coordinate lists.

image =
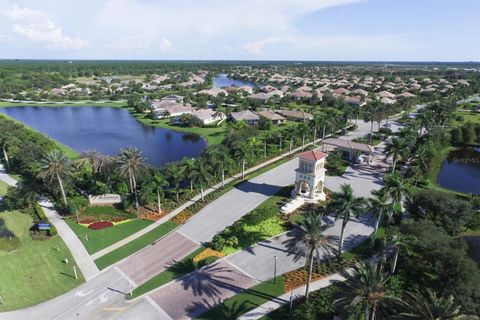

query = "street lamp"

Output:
[[273, 255, 278, 284]]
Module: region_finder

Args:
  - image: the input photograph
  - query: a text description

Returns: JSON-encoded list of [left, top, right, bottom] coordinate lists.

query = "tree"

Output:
[[166, 164, 184, 202], [189, 160, 210, 201], [382, 172, 409, 210], [368, 189, 395, 237], [388, 228, 412, 274], [399, 289, 476, 320], [327, 184, 367, 256], [37, 150, 73, 206], [117, 147, 147, 215], [150, 172, 168, 214], [0, 132, 11, 170], [210, 146, 234, 188], [183, 157, 196, 191], [385, 137, 408, 173], [283, 211, 337, 299], [363, 101, 381, 143], [334, 260, 395, 320]]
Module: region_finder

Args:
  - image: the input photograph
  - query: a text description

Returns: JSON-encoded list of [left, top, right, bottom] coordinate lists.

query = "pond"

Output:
[[0, 106, 205, 167], [436, 147, 480, 195], [212, 74, 257, 88]]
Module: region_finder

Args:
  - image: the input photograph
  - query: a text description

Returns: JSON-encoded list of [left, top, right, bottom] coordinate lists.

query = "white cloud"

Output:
[[159, 37, 172, 53], [4, 5, 89, 50], [0, 34, 13, 42]]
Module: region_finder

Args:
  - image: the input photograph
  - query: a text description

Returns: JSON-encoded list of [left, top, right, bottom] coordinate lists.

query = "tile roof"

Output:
[[299, 150, 328, 161]]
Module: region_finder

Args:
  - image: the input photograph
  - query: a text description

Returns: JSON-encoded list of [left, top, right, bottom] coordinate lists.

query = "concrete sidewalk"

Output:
[[39, 199, 100, 281], [0, 163, 17, 187]]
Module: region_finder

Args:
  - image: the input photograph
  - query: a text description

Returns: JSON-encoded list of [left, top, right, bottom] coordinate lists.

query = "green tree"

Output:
[[327, 184, 367, 256], [283, 211, 337, 299], [150, 172, 168, 214], [382, 172, 409, 210], [385, 137, 408, 173], [189, 160, 211, 201], [37, 150, 73, 206], [368, 189, 395, 237], [117, 147, 147, 215], [166, 164, 184, 202]]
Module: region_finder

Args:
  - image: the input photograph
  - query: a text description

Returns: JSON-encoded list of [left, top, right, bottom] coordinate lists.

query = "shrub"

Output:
[[378, 127, 392, 135], [171, 211, 194, 224], [192, 248, 225, 263], [88, 221, 113, 230], [210, 234, 226, 251]]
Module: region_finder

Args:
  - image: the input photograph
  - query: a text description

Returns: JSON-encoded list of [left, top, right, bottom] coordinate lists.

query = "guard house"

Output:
[[320, 137, 374, 165], [294, 150, 328, 202]]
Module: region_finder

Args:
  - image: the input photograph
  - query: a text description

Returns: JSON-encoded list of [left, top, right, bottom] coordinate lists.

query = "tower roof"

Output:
[[298, 150, 328, 161]]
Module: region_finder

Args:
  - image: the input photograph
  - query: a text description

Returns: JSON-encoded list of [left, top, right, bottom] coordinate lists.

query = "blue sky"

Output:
[[0, 0, 478, 61]]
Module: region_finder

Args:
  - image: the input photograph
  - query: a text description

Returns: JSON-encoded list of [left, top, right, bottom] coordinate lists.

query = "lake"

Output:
[[436, 147, 480, 195], [0, 106, 205, 167], [212, 74, 256, 88]]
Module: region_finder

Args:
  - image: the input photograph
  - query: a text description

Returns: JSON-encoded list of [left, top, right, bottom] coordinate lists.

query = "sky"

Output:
[[0, 0, 478, 61]]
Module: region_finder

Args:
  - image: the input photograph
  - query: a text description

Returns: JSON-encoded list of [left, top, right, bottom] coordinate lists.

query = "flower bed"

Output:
[[88, 221, 114, 230], [193, 248, 225, 263], [170, 211, 194, 224], [283, 269, 323, 292], [140, 211, 167, 221]]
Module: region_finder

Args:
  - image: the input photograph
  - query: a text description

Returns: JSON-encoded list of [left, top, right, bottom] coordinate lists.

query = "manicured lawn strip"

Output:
[[0, 180, 9, 195], [0, 210, 84, 311], [94, 221, 178, 270], [128, 247, 204, 299], [196, 277, 285, 319], [66, 219, 153, 254]]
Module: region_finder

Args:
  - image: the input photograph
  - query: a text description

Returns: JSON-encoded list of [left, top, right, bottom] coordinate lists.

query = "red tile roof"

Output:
[[298, 150, 328, 161]]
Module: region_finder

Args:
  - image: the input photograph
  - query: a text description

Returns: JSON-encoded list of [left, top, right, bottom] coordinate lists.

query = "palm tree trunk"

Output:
[[369, 121, 374, 143], [338, 224, 346, 256], [391, 247, 399, 274], [157, 189, 162, 214], [302, 134, 305, 151], [242, 159, 245, 180], [305, 254, 314, 299], [2, 146, 10, 170], [365, 305, 371, 320], [374, 212, 383, 236], [221, 169, 225, 189], [200, 185, 204, 201], [132, 174, 140, 216], [190, 180, 193, 192], [264, 140, 267, 158], [313, 128, 316, 146], [289, 139, 293, 156], [392, 158, 397, 173], [322, 125, 326, 140], [56, 173, 68, 206], [176, 187, 179, 202]]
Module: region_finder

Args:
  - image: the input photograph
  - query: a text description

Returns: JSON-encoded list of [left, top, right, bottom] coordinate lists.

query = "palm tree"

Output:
[[282, 211, 337, 299], [368, 189, 395, 237], [246, 136, 262, 159], [388, 228, 411, 274], [334, 260, 395, 320], [0, 133, 11, 170], [234, 143, 250, 180], [190, 160, 211, 201], [385, 137, 408, 173], [399, 289, 476, 320], [363, 101, 381, 143], [210, 147, 233, 188], [297, 123, 310, 151], [37, 150, 73, 206], [117, 147, 147, 214], [182, 157, 196, 192], [382, 172, 409, 210], [166, 164, 184, 202], [327, 184, 367, 256], [150, 172, 168, 214]]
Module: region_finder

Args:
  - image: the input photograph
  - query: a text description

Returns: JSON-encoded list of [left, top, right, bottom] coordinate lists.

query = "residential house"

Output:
[[343, 95, 366, 107], [231, 110, 260, 125], [192, 109, 226, 125], [256, 110, 287, 124], [277, 110, 313, 122], [153, 103, 194, 118]]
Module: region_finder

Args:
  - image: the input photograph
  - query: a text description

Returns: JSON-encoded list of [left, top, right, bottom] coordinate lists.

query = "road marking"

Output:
[[102, 307, 125, 311], [86, 293, 108, 306], [74, 289, 94, 297], [175, 230, 202, 245]]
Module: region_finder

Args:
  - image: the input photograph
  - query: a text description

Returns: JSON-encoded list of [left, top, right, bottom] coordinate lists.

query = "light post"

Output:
[[273, 256, 278, 284]]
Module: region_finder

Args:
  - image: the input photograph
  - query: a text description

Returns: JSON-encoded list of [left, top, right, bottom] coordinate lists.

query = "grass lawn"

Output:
[[128, 109, 229, 145], [217, 186, 291, 255], [94, 221, 178, 270], [66, 219, 153, 254], [455, 111, 480, 125], [0, 210, 84, 311], [0, 180, 9, 195], [196, 276, 285, 319], [128, 247, 205, 299]]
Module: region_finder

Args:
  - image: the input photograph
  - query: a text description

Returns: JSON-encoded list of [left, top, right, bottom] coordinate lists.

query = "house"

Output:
[[192, 109, 226, 125], [343, 95, 366, 107], [377, 91, 396, 99], [397, 92, 415, 99], [248, 92, 270, 102], [50, 88, 67, 96], [256, 110, 287, 124], [277, 110, 313, 122], [292, 90, 313, 100], [197, 88, 228, 97], [262, 85, 278, 93], [321, 138, 374, 164], [380, 97, 396, 105], [352, 89, 369, 96], [153, 103, 194, 118], [231, 110, 260, 125], [161, 94, 184, 103], [332, 88, 350, 95]]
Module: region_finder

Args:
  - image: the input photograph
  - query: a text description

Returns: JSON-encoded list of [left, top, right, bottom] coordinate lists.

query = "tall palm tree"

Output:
[[283, 211, 337, 299], [363, 101, 381, 143], [37, 150, 73, 206], [334, 260, 395, 320], [382, 172, 409, 210], [182, 157, 196, 191], [297, 122, 310, 151], [327, 184, 367, 256], [0, 133, 11, 170], [388, 228, 411, 274], [166, 164, 184, 202], [150, 172, 168, 214], [234, 143, 250, 180], [368, 189, 395, 237], [399, 289, 476, 320], [117, 147, 147, 214], [385, 137, 408, 173], [210, 147, 233, 188], [190, 160, 211, 201]]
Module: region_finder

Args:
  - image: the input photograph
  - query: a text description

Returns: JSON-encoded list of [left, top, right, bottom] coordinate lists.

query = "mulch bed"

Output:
[[283, 269, 324, 292]]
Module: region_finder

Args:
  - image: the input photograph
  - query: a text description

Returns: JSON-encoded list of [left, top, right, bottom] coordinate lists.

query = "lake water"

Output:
[[0, 106, 205, 167], [436, 148, 480, 195], [212, 74, 256, 88]]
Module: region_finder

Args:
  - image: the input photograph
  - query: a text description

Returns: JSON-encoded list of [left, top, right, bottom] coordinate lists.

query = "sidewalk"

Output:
[[0, 163, 17, 187], [39, 199, 101, 280]]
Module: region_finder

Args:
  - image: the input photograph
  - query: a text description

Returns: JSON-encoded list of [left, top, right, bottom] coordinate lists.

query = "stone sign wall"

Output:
[[88, 194, 122, 206]]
